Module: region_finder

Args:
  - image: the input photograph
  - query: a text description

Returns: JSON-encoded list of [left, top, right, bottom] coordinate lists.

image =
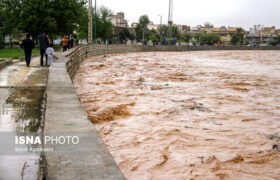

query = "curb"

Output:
[[0, 59, 13, 70]]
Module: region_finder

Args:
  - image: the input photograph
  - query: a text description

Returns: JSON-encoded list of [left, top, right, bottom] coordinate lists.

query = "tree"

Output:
[[269, 35, 280, 46], [119, 28, 133, 41], [184, 34, 191, 43], [160, 25, 181, 39], [134, 15, 150, 42], [200, 33, 220, 45], [194, 33, 201, 42], [77, 6, 89, 40], [95, 6, 113, 41], [237, 28, 245, 45], [0, 0, 86, 44], [231, 28, 245, 45], [0, 0, 23, 47], [172, 26, 180, 39], [231, 34, 239, 45], [149, 35, 159, 43], [77, 6, 113, 42]]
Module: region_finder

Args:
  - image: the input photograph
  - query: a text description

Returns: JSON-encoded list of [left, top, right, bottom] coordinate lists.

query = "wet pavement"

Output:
[[0, 57, 48, 180], [74, 51, 280, 179]]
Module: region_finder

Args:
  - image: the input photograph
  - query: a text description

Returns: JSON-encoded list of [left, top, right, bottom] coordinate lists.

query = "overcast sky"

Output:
[[94, 0, 280, 30]]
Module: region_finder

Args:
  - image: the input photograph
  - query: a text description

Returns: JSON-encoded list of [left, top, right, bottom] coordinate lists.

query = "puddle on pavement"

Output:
[[74, 51, 280, 179], [0, 59, 47, 180], [0, 89, 44, 180], [0, 61, 24, 87], [0, 89, 44, 132]]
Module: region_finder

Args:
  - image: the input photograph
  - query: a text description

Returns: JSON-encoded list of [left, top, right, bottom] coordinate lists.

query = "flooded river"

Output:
[[74, 51, 280, 179]]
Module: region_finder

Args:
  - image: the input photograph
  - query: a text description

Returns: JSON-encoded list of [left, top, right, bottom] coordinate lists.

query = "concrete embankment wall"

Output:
[[44, 49, 126, 180], [66, 45, 280, 80]]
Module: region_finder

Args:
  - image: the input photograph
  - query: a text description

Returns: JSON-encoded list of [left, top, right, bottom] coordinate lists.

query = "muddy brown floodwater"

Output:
[[74, 50, 280, 180]]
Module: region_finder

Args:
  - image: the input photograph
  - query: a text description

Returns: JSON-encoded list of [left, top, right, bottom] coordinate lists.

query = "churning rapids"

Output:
[[74, 51, 280, 179]]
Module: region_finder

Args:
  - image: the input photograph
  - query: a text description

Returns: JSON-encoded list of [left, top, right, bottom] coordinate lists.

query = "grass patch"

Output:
[[0, 47, 40, 59], [0, 59, 5, 63]]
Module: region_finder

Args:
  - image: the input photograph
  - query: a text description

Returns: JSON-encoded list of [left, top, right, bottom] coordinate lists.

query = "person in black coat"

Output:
[[38, 32, 49, 66], [20, 34, 35, 67]]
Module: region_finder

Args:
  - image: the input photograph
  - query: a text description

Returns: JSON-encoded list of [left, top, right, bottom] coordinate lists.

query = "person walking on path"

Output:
[[62, 35, 69, 52], [45, 44, 55, 67], [20, 34, 35, 67], [38, 32, 49, 66]]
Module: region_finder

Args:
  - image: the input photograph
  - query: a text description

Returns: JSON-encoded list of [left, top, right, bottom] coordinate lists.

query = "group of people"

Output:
[[62, 35, 75, 52], [38, 32, 55, 67], [20, 32, 55, 67]]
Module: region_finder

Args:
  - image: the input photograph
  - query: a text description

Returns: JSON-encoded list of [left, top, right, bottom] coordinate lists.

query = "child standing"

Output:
[[45, 44, 55, 67]]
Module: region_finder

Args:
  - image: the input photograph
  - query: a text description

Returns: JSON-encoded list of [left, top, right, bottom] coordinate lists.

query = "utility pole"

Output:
[[94, 0, 97, 44], [158, 14, 162, 40], [88, 0, 93, 44], [168, 0, 173, 44]]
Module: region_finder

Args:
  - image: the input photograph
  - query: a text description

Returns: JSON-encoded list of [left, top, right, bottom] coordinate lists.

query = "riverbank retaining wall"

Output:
[[66, 45, 280, 80]]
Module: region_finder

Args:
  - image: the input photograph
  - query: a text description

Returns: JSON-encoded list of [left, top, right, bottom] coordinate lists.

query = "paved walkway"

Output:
[[0, 56, 48, 180], [44, 50, 125, 179], [0, 50, 125, 179]]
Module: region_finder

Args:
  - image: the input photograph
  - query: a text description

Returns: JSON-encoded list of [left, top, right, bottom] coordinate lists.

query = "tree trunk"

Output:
[[142, 30, 144, 44], [9, 34, 13, 48]]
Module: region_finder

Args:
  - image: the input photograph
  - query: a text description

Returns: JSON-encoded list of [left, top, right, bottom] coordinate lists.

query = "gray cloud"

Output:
[[96, 0, 280, 29]]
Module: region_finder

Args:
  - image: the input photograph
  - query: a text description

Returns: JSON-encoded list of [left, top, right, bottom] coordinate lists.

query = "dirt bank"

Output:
[[74, 51, 280, 179]]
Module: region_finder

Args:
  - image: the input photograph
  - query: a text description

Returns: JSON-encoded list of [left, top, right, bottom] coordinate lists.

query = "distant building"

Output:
[[147, 22, 159, 31], [204, 22, 214, 33], [275, 29, 280, 36], [110, 12, 128, 28], [109, 12, 129, 37], [131, 23, 138, 29], [263, 26, 276, 36], [247, 25, 278, 44], [175, 24, 191, 33], [227, 27, 238, 34], [190, 25, 204, 34]]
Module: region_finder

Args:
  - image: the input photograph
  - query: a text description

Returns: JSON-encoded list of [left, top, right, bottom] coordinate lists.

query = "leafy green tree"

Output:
[[95, 6, 113, 40], [184, 33, 191, 43], [134, 15, 150, 42], [119, 28, 133, 41], [21, 0, 86, 38], [194, 33, 201, 41], [149, 35, 159, 43], [160, 25, 181, 39], [0, 0, 86, 44], [172, 26, 180, 39], [200, 33, 220, 45], [231, 34, 239, 45], [77, 6, 89, 40], [0, 0, 23, 47], [76, 6, 113, 42], [269, 35, 280, 46], [237, 28, 245, 45], [231, 28, 245, 45]]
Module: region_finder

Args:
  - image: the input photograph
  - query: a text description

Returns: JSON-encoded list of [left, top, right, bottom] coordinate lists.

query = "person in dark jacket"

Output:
[[20, 34, 35, 67], [38, 32, 49, 66]]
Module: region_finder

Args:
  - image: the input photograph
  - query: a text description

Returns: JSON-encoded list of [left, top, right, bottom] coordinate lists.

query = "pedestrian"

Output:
[[62, 35, 69, 52], [70, 38, 74, 48], [20, 34, 35, 67], [38, 31, 49, 66], [45, 44, 55, 67]]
